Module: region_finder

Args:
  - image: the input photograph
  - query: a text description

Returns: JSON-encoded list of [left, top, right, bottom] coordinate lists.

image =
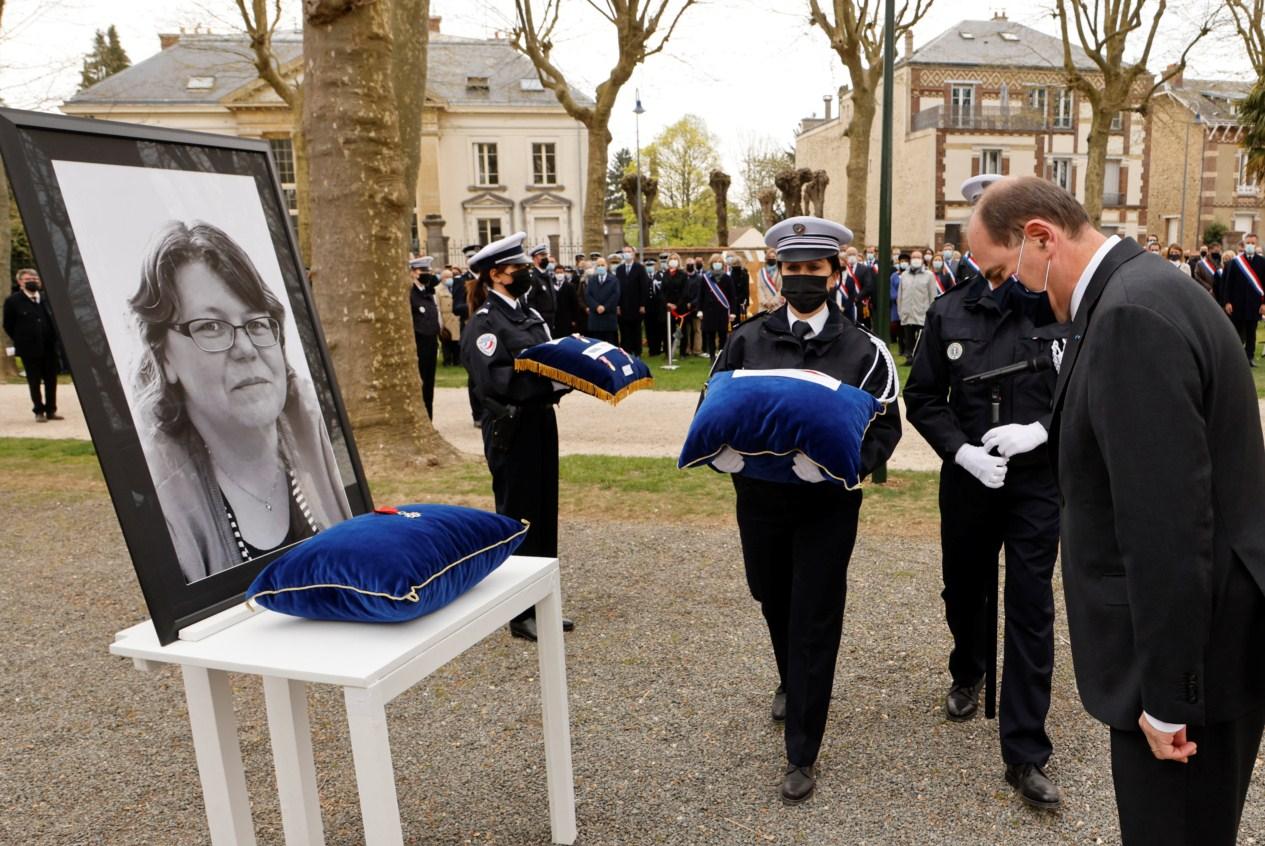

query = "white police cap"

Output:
[[408, 256, 433, 270], [961, 174, 1004, 206], [530, 243, 549, 258], [765, 215, 853, 262], [468, 232, 530, 274]]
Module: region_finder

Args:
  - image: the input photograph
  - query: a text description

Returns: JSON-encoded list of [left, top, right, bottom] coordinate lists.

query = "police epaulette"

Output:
[[476, 306, 490, 315]]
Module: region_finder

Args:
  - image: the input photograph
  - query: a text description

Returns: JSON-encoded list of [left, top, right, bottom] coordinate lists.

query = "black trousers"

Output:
[[618, 318, 643, 354], [940, 460, 1058, 765], [1110, 705, 1265, 846], [645, 309, 666, 356], [1234, 320, 1258, 361], [734, 476, 862, 767], [22, 354, 57, 415], [482, 404, 559, 622], [701, 326, 728, 361], [902, 324, 922, 360], [413, 332, 437, 419]]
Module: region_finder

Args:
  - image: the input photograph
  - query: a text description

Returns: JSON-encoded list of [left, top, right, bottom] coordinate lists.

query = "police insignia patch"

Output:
[[947, 341, 963, 361], [792, 223, 806, 234], [477, 333, 498, 356]]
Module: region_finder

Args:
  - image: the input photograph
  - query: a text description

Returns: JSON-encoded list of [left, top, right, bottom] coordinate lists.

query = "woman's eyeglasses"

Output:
[[166, 317, 281, 352]]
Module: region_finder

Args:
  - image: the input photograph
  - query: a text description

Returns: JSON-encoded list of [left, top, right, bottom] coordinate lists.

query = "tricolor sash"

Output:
[[964, 254, 982, 276], [759, 266, 780, 298], [1199, 257, 1217, 278], [933, 268, 952, 295], [705, 272, 731, 310], [1236, 254, 1264, 297]]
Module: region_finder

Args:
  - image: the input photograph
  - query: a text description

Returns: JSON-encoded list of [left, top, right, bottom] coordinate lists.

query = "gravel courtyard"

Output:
[[4, 482, 1262, 844]]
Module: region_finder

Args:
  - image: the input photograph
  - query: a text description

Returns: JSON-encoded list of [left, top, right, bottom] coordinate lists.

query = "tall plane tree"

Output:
[[302, 0, 452, 463], [1056, 0, 1212, 225], [1228, 1, 1265, 183], [232, 0, 312, 263], [511, 0, 697, 251], [1227, 0, 1265, 76], [807, 0, 933, 245]]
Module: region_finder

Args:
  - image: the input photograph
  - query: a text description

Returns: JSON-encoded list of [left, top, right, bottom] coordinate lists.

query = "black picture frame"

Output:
[[0, 108, 373, 644]]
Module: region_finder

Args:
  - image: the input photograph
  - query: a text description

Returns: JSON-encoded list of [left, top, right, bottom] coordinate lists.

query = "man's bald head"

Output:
[[972, 176, 1092, 249]]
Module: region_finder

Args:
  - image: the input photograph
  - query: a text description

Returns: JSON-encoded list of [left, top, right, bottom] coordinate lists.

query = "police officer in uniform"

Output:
[[903, 174, 1066, 810], [705, 216, 902, 805], [461, 232, 575, 641], [526, 243, 557, 330], [453, 243, 483, 426], [408, 256, 441, 419]]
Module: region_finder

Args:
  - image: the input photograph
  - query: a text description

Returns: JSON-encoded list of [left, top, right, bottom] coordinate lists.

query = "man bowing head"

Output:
[[966, 175, 1265, 846]]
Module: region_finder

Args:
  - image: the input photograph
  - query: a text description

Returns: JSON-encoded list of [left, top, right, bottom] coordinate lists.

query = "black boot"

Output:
[[945, 678, 984, 721], [1005, 763, 1061, 810], [780, 764, 816, 805], [770, 684, 787, 722]]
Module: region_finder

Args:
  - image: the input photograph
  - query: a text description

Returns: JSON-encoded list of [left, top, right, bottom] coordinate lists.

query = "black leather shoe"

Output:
[[561, 617, 575, 632], [1005, 763, 1061, 810], [780, 764, 816, 805], [509, 617, 538, 641], [771, 685, 787, 722], [945, 678, 984, 722]]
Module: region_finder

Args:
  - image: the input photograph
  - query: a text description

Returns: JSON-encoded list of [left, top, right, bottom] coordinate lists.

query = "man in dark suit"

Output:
[[3, 268, 62, 422], [1217, 234, 1265, 365], [614, 246, 649, 353], [967, 176, 1265, 846]]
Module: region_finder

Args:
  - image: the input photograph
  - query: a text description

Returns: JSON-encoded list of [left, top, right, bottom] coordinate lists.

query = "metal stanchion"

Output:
[[662, 310, 679, 370]]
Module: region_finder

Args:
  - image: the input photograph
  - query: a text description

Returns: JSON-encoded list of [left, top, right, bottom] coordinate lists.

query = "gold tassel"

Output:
[[513, 359, 654, 406]]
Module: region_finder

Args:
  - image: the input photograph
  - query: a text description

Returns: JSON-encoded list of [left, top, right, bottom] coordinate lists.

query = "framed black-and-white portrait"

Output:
[[0, 109, 372, 644]]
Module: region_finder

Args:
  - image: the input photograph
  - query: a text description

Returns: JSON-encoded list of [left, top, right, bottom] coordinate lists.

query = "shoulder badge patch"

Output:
[[946, 341, 964, 361], [477, 333, 498, 357]]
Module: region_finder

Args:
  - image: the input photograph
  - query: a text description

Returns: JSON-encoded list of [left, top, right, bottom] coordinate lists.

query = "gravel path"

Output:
[[3, 490, 1261, 844]]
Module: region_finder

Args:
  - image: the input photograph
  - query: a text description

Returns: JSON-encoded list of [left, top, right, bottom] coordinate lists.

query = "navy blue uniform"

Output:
[[903, 277, 1068, 767]]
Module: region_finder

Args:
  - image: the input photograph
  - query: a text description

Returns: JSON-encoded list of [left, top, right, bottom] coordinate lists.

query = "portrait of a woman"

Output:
[[128, 220, 352, 583]]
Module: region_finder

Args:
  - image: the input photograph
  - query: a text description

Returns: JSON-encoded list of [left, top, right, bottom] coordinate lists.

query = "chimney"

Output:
[[1165, 62, 1184, 87], [160, 32, 180, 50], [992, 10, 1008, 20], [823, 95, 833, 121], [428, 16, 441, 34], [904, 30, 914, 59]]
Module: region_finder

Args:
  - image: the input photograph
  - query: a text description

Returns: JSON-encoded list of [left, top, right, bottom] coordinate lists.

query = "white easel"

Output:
[[110, 555, 577, 846]]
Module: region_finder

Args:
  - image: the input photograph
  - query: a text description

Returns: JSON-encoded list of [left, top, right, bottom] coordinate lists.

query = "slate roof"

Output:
[[909, 17, 1097, 71], [65, 31, 594, 110], [1164, 78, 1252, 125]]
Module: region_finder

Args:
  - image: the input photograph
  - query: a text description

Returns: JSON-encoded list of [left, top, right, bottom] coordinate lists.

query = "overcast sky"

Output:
[[0, 0, 1250, 190]]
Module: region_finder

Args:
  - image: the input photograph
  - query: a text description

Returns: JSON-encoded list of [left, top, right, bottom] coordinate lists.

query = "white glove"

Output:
[[791, 451, 826, 483], [981, 422, 1048, 458], [955, 443, 1008, 489], [711, 446, 745, 473]]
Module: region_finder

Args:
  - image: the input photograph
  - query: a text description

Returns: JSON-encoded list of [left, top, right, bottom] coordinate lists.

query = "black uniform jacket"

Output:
[[616, 261, 650, 317], [451, 271, 473, 321], [527, 267, 557, 329], [1217, 251, 1265, 320], [1052, 237, 1265, 729], [552, 280, 580, 337], [954, 253, 981, 287], [460, 292, 560, 419], [697, 271, 739, 332], [409, 281, 441, 335], [710, 302, 902, 480], [904, 276, 1066, 469], [2, 290, 58, 359]]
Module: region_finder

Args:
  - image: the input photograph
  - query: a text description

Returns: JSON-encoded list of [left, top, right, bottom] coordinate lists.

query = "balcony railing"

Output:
[[1101, 192, 1125, 207], [912, 104, 1075, 133]]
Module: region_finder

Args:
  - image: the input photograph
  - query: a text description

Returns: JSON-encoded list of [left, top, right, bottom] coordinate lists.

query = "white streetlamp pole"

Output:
[[634, 90, 645, 262]]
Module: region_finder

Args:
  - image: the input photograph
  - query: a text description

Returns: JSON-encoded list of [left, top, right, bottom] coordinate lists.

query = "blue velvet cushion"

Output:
[[246, 504, 528, 622], [678, 368, 883, 487], [514, 335, 653, 405]]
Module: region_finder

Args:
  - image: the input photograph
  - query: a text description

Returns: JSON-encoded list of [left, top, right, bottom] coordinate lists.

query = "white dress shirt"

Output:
[[1069, 235, 1120, 321], [788, 304, 829, 339]]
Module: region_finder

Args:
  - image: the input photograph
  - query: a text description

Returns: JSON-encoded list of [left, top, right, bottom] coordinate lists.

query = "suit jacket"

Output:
[[615, 261, 649, 317], [3, 290, 59, 359], [1052, 237, 1265, 730], [584, 273, 620, 331], [1219, 252, 1265, 321]]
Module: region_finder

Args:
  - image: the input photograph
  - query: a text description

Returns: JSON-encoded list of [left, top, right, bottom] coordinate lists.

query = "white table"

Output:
[[110, 555, 576, 846]]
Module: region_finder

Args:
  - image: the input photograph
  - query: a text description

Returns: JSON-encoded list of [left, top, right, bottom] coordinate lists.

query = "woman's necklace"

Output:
[[214, 459, 283, 512]]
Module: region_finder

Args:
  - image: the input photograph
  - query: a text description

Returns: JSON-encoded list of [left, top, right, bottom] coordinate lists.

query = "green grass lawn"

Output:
[[1, 436, 940, 535]]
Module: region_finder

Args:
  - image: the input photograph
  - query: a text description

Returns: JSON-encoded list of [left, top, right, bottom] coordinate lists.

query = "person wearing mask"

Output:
[[897, 249, 937, 365], [698, 252, 739, 361], [904, 173, 1069, 811], [684, 258, 704, 356], [526, 244, 558, 331], [461, 232, 575, 642], [552, 263, 580, 338], [407, 256, 442, 419], [584, 257, 620, 344], [726, 253, 750, 318], [3, 268, 61, 422], [890, 251, 909, 357], [645, 254, 667, 356], [834, 247, 862, 323], [615, 245, 650, 354], [756, 247, 782, 312], [1193, 244, 1221, 298], [931, 250, 956, 296], [941, 242, 959, 276], [573, 259, 591, 335], [455, 244, 482, 427], [1165, 244, 1192, 278], [1219, 233, 1265, 365], [437, 268, 462, 367], [704, 215, 901, 805], [662, 253, 692, 359], [1146, 241, 1162, 255]]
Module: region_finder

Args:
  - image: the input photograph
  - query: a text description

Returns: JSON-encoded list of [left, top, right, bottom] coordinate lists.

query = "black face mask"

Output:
[[1212, 253, 1222, 262], [23, 281, 40, 293], [506, 267, 533, 297], [781, 274, 829, 314], [685, 264, 695, 273], [1168, 254, 1181, 262], [766, 259, 777, 267]]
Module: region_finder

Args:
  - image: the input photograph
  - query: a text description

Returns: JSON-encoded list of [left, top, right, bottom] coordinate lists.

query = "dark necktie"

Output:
[[792, 320, 812, 341]]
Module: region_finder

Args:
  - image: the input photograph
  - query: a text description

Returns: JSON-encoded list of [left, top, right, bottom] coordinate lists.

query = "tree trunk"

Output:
[[845, 93, 876, 245], [1082, 107, 1111, 227], [292, 110, 312, 267], [302, 0, 454, 466], [583, 124, 610, 252]]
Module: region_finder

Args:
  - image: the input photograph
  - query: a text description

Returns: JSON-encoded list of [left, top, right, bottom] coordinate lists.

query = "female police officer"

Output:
[[461, 232, 574, 641], [706, 216, 902, 804]]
